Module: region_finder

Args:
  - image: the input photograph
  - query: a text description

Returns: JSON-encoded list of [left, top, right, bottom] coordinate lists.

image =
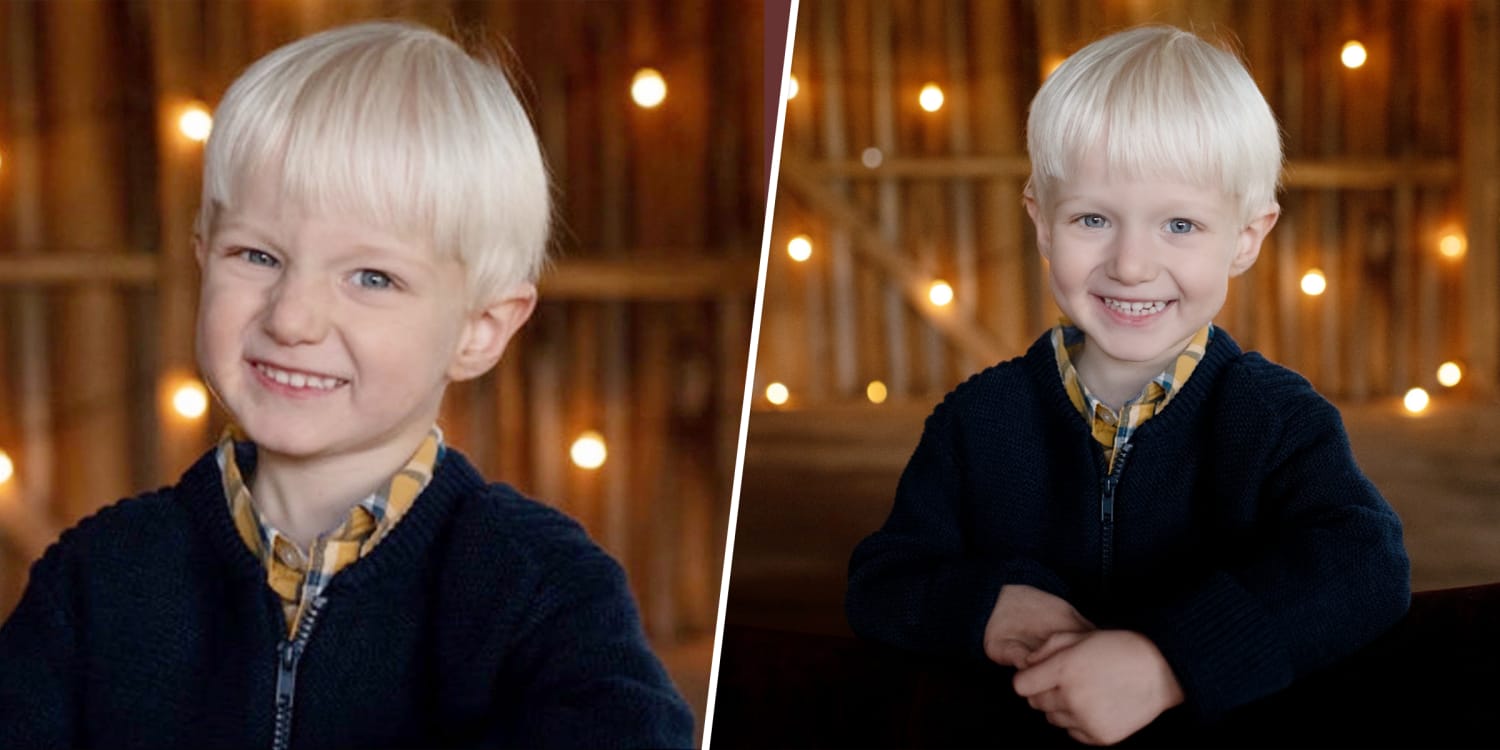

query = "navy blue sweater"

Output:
[[0, 447, 695, 749], [846, 330, 1410, 720]]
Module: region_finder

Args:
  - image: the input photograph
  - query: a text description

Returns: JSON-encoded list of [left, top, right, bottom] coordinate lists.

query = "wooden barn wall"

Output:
[[761, 0, 1500, 409], [0, 0, 766, 654]]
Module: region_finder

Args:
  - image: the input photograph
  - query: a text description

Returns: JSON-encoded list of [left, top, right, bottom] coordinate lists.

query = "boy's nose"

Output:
[[1106, 233, 1159, 284], [263, 274, 332, 345]]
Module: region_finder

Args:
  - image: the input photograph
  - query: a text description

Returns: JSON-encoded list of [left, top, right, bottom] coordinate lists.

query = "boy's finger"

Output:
[[1026, 630, 1084, 666], [989, 640, 1032, 668], [1026, 687, 1067, 713], [1012, 657, 1061, 697]]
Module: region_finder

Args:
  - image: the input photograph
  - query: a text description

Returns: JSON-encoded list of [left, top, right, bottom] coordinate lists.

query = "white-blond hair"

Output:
[[196, 20, 550, 307], [1026, 26, 1282, 223]]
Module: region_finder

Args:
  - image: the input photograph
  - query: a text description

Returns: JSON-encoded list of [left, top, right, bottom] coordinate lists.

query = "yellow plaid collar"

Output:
[[218, 426, 443, 634], [1052, 322, 1212, 471]]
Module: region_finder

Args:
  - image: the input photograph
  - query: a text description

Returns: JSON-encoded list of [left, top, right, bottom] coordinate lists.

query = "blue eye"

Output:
[[1166, 218, 1195, 234], [354, 269, 394, 289], [1079, 214, 1108, 229], [240, 248, 278, 267]]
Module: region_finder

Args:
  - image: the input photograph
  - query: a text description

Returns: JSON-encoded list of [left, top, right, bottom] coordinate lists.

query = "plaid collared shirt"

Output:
[[1052, 322, 1213, 473], [218, 426, 443, 636]]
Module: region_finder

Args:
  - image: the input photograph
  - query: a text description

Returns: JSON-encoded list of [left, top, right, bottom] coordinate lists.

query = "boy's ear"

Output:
[[447, 283, 538, 383], [1230, 205, 1281, 277], [1023, 192, 1053, 259]]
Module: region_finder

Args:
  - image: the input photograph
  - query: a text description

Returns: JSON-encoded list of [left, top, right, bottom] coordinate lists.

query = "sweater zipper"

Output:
[[1099, 442, 1133, 594], [271, 595, 328, 750]]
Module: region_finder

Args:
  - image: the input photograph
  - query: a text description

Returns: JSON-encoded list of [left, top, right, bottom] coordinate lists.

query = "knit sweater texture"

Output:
[[0, 447, 695, 749], [846, 329, 1411, 720]]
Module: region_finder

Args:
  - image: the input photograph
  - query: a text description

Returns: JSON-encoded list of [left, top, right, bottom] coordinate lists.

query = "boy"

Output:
[[0, 21, 694, 749], [845, 26, 1410, 746]]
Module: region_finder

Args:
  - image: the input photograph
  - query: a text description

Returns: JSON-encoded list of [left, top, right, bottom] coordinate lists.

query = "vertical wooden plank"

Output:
[[149, 0, 209, 481], [45, 0, 131, 523], [944, 0, 977, 380], [1462, 0, 1500, 394], [816, 0, 854, 399], [1316, 0, 1341, 397], [971, 0, 1028, 358], [871, 0, 909, 398]]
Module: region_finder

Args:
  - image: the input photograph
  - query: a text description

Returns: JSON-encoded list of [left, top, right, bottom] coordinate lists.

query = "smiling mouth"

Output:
[[1101, 297, 1171, 317], [252, 361, 348, 391]]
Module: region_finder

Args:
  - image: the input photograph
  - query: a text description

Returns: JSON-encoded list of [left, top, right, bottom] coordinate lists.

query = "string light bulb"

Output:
[[765, 382, 789, 406], [569, 431, 607, 470], [631, 68, 667, 108], [1437, 361, 1463, 388], [918, 83, 944, 112], [178, 104, 212, 142], [1440, 232, 1467, 259], [1403, 387, 1430, 414], [1341, 41, 1368, 69], [172, 379, 209, 419], [928, 280, 954, 306], [0, 449, 13, 485], [866, 380, 888, 404], [787, 235, 813, 262], [1300, 269, 1327, 296], [786, 74, 799, 100]]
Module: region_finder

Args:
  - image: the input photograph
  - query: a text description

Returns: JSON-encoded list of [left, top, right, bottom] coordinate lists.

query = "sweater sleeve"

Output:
[[0, 546, 78, 749], [846, 390, 1073, 660], [1132, 383, 1410, 721], [486, 541, 696, 749]]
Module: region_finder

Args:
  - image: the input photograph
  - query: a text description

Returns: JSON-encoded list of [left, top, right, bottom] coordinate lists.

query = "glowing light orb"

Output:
[[1341, 41, 1368, 69], [786, 74, 799, 100], [1440, 233, 1467, 259], [918, 83, 945, 112], [1403, 387, 1430, 414], [787, 235, 813, 262], [179, 105, 213, 142], [866, 380, 888, 404], [765, 382, 789, 405], [928, 280, 954, 307], [569, 431, 607, 470], [1300, 269, 1327, 296], [0, 450, 13, 486], [631, 68, 667, 108], [1437, 362, 1463, 388], [172, 380, 209, 419]]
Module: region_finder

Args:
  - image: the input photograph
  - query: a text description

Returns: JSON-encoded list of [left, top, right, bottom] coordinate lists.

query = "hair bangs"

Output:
[[1028, 26, 1281, 222], [198, 22, 550, 307]]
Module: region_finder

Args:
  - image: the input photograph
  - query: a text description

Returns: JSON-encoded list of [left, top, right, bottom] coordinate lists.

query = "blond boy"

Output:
[[847, 26, 1409, 745], [0, 22, 693, 749]]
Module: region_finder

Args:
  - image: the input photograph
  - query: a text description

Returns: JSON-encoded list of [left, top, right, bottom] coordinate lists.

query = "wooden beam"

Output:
[[539, 257, 759, 300], [0, 253, 157, 285], [780, 156, 1005, 364], [801, 156, 1458, 188]]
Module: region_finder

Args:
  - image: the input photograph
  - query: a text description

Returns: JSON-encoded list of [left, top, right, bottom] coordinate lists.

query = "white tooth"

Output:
[[272, 369, 290, 385], [290, 373, 307, 388]]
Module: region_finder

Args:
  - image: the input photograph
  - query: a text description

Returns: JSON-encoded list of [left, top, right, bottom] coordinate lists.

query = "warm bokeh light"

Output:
[[1403, 387, 1430, 414], [1341, 41, 1368, 69], [786, 74, 799, 100], [630, 68, 667, 108], [0, 449, 13, 486], [866, 380, 888, 404], [178, 104, 213, 142], [1439, 233, 1467, 259], [1437, 361, 1463, 388], [569, 431, 607, 470], [765, 382, 789, 406], [1300, 269, 1327, 296], [918, 83, 944, 112], [787, 235, 813, 262], [172, 379, 209, 419], [861, 147, 883, 169], [928, 280, 954, 306]]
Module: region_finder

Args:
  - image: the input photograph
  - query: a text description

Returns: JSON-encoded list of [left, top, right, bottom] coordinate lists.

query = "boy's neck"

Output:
[[248, 429, 432, 550], [1073, 343, 1183, 412]]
